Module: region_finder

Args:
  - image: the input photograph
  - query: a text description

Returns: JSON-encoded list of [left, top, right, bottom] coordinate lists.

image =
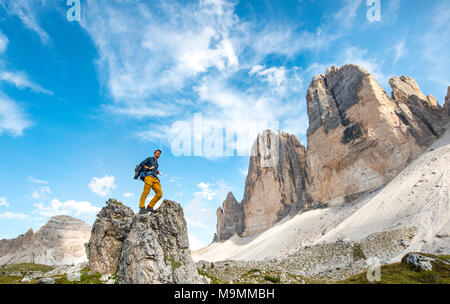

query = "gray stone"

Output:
[[85, 199, 134, 275], [38, 278, 55, 284], [404, 253, 434, 271], [118, 200, 204, 284], [214, 192, 244, 242]]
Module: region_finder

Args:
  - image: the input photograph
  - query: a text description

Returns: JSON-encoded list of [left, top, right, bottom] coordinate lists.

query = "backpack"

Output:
[[134, 165, 145, 181]]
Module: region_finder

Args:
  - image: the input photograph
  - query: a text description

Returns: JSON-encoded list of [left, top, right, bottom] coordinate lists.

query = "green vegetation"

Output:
[[246, 269, 260, 275], [340, 253, 450, 284], [197, 268, 227, 284], [263, 275, 280, 284], [0, 263, 116, 284], [169, 255, 182, 272], [0, 263, 53, 274], [53, 268, 104, 284]]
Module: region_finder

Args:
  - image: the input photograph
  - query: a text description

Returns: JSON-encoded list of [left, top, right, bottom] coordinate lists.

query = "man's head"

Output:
[[154, 149, 162, 159]]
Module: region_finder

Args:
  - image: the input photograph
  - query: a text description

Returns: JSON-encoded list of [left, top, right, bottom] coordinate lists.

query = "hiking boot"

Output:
[[146, 206, 158, 214], [138, 207, 148, 215]]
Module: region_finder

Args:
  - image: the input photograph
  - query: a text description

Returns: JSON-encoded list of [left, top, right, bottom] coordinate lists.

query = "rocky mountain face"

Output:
[[241, 130, 309, 236], [213, 192, 244, 242], [306, 65, 446, 206], [0, 216, 91, 265], [444, 87, 450, 118], [86, 199, 205, 284], [214, 130, 309, 240], [213, 64, 447, 241]]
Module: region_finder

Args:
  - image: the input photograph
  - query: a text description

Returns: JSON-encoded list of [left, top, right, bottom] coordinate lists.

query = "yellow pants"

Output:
[[139, 176, 163, 209]]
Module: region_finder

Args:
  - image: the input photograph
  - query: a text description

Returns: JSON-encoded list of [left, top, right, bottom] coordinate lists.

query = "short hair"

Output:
[[154, 149, 162, 154]]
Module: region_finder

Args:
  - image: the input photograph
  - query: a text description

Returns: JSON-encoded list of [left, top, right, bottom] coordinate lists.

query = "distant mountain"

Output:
[[213, 64, 448, 243], [0, 215, 91, 265], [193, 120, 450, 265]]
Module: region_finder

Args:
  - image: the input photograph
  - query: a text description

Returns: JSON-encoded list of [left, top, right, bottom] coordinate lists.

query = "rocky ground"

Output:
[[196, 226, 417, 283]]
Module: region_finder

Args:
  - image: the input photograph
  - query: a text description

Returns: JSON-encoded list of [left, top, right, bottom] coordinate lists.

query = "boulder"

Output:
[[38, 278, 55, 284], [403, 253, 435, 271], [118, 200, 204, 284], [85, 199, 134, 275]]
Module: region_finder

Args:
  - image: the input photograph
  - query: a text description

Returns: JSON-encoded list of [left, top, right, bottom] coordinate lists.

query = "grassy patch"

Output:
[[197, 269, 227, 284], [340, 253, 450, 284], [0, 263, 53, 274], [169, 255, 182, 272], [53, 268, 103, 284], [263, 275, 280, 284], [246, 269, 260, 275]]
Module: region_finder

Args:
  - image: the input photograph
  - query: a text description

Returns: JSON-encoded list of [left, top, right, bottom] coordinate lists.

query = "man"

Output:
[[138, 150, 163, 214]]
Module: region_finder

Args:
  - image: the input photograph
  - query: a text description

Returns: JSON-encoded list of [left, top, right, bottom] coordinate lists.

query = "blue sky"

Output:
[[0, 0, 448, 249]]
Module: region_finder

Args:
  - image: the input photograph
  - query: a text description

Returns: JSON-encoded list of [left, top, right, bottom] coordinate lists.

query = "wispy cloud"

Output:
[[0, 92, 33, 137], [422, 1, 450, 89], [31, 186, 51, 200], [0, 71, 53, 95], [0, 211, 29, 220], [0, 197, 10, 207], [27, 176, 49, 185], [33, 199, 100, 218], [334, 0, 363, 29], [0, 0, 51, 44], [0, 31, 8, 53]]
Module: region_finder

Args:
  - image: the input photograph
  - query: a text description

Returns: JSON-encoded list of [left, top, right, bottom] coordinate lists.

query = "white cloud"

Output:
[[250, 65, 287, 89], [0, 197, 10, 207], [0, 92, 32, 137], [393, 40, 407, 62], [188, 233, 205, 251], [422, 1, 450, 90], [79, 0, 240, 109], [31, 186, 51, 200], [0, 0, 51, 44], [88, 175, 117, 197], [123, 192, 134, 198], [0, 211, 28, 220], [27, 176, 49, 184], [0, 31, 8, 53], [185, 180, 232, 230], [239, 168, 248, 177], [33, 199, 101, 218], [0, 71, 53, 95], [195, 182, 217, 201], [333, 0, 363, 29]]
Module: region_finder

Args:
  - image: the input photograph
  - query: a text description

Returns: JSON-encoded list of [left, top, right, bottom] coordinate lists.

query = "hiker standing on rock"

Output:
[[138, 150, 163, 214]]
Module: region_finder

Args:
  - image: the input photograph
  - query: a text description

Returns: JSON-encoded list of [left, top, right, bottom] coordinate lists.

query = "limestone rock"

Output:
[[213, 192, 244, 242], [85, 199, 134, 275], [306, 65, 446, 206], [444, 87, 450, 118], [38, 278, 55, 284], [118, 200, 204, 284], [241, 130, 309, 236], [403, 253, 434, 271], [0, 216, 91, 266]]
